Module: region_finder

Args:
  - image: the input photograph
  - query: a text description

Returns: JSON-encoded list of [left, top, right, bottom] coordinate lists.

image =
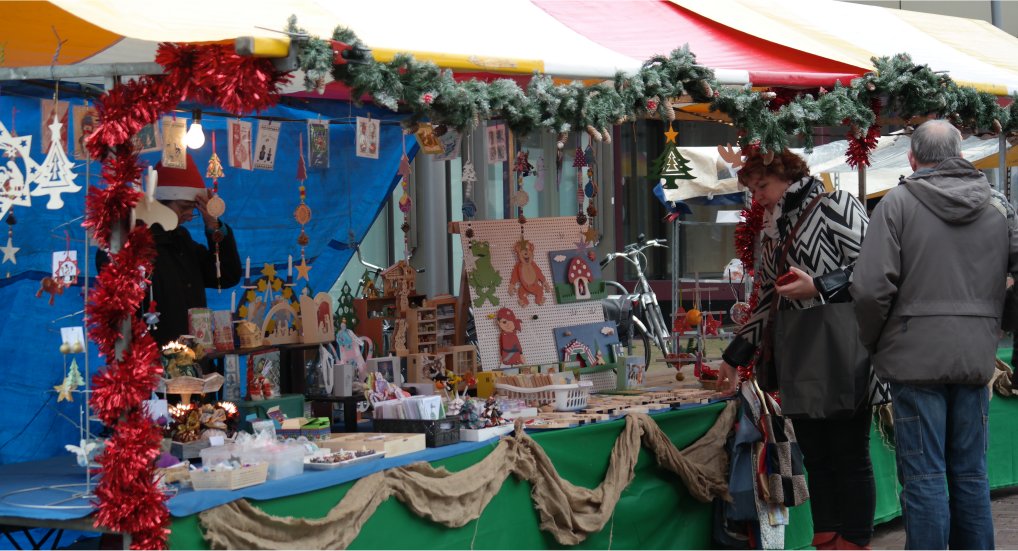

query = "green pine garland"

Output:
[[287, 18, 1016, 159]]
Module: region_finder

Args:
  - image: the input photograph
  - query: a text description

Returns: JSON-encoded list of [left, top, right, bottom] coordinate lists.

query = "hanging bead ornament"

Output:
[[205, 133, 227, 290], [582, 140, 599, 244], [398, 132, 413, 259], [461, 135, 477, 219], [294, 133, 313, 281], [512, 147, 532, 225], [1, 211, 19, 270], [572, 139, 588, 226]]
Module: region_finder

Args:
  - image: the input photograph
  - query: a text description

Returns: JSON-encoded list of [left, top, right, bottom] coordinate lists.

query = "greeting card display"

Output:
[[161, 116, 187, 169], [415, 124, 443, 155], [356, 116, 379, 159], [228, 119, 253, 170], [486, 124, 507, 164], [40, 99, 69, 153], [187, 308, 214, 348], [248, 349, 281, 400], [72, 105, 98, 160], [253, 120, 280, 170], [307, 120, 329, 169]]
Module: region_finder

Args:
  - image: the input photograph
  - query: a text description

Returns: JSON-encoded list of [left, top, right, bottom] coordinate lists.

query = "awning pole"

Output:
[[858, 163, 867, 203], [0, 62, 165, 82], [1001, 133, 1009, 197]]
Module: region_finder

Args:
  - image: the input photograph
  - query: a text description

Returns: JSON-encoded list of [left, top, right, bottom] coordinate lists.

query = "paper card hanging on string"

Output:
[[161, 116, 187, 169], [52, 250, 79, 285], [307, 120, 330, 169], [355, 116, 379, 159], [71, 105, 98, 161], [486, 124, 507, 164], [60, 326, 85, 348], [253, 120, 280, 170], [227, 119, 253, 170], [434, 130, 461, 161], [415, 124, 444, 155], [131, 122, 161, 155], [40, 99, 69, 154]]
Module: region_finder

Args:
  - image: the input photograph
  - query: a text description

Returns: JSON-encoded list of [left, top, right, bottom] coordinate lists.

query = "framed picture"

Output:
[[367, 356, 401, 386]]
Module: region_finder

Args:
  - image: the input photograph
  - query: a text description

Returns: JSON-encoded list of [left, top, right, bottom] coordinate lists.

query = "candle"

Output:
[[288, 255, 293, 278], [245, 257, 251, 280], [230, 291, 236, 313]]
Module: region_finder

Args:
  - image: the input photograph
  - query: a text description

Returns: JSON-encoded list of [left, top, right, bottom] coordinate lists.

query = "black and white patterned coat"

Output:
[[722, 176, 869, 367]]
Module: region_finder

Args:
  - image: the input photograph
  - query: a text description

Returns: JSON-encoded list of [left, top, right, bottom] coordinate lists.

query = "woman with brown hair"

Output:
[[717, 149, 873, 550]]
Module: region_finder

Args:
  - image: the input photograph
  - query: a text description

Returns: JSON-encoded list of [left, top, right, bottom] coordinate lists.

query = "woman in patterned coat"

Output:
[[717, 150, 872, 550]]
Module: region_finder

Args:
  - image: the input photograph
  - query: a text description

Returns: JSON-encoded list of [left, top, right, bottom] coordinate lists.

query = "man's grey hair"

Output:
[[911, 119, 962, 165]]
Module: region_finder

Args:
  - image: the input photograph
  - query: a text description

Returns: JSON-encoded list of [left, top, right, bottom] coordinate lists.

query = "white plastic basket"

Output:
[[495, 380, 593, 411]]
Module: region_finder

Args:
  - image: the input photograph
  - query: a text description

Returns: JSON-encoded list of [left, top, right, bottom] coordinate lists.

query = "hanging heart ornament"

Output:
[[206, 195, 226, 218]]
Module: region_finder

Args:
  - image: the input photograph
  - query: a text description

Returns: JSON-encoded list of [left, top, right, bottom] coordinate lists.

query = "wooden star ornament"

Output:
[[295, 257, 312, 281]]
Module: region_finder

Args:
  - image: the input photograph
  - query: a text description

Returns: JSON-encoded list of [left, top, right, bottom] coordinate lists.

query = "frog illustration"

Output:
[[467, 240, 502, 307]]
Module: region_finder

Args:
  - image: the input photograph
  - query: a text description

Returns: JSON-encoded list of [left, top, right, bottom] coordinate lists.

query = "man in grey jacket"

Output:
[[852, 119, 1018, 549]]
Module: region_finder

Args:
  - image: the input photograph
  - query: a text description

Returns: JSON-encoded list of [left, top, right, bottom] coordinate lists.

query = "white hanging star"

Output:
[[1, 236, 19, 264]]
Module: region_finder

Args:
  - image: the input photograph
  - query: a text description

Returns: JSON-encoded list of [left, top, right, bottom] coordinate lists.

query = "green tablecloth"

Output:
[[169, 402, 817, 549], [168, 357, 1018, 549]]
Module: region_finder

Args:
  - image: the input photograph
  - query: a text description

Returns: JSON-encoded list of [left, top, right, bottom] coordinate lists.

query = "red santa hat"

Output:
[[154, 155, 205, 201]]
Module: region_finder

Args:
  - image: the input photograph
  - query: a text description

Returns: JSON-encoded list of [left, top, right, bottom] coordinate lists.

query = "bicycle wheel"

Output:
[[631, 318, 652, 369]]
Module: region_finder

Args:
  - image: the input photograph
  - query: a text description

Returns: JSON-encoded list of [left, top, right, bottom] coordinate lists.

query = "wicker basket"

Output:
[[190, 462, 268, 491], [495, 381, 593, 411]]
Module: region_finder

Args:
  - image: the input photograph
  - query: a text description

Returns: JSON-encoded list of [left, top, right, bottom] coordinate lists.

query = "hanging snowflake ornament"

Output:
[[31, 113, 80, 210], [0, 121, 37, 222]]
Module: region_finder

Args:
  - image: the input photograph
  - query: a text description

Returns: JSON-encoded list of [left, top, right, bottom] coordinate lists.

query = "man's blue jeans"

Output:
[[890, 382, 993, 550]]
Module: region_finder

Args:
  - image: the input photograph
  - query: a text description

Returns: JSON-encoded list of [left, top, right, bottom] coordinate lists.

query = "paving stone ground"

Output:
[[869, 487, 1018, 549]]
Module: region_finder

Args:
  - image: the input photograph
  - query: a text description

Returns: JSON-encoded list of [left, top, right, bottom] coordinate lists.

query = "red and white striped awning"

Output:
[[5, 0, 1018, 94]]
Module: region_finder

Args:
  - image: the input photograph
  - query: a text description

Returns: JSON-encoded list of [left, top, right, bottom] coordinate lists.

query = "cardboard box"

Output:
[[320, 432, 425, 458]]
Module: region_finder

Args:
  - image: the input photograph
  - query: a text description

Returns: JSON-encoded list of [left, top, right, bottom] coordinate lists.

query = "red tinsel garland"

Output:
[[845, 100, 882, 169], [734, 200, 764, 277], [85, 42, 288, 549]]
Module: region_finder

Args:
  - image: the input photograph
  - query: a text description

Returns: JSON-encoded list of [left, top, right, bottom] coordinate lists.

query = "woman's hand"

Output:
[[718, 361, 739, 394], [195, 189, 219, 230], [774, 266, 819, 301]]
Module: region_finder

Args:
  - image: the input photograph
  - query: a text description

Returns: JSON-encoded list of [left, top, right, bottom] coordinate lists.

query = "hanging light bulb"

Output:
[[185, 109, 205, 149]]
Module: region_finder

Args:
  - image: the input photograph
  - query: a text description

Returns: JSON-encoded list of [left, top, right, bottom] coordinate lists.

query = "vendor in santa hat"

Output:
[[98, 156, 242, 345]]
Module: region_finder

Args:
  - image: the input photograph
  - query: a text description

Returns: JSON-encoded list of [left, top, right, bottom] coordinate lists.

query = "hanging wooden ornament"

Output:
[[31, 110, 81, 210], [650, 122, 695, 190], [294, 132, 313, 282], [462, 135, 477, 219], [52, 231, 79, 286], [205, 133, 227, 289], [398, 131, 412, 258], [1, 211, 19, 267], [205, 133, 226, 218], [572, 142, 588, 225], [0, 117, 36, 222]]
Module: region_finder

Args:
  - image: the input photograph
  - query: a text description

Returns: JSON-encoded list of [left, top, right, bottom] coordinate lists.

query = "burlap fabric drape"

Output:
[[199, 404, 736, 549]]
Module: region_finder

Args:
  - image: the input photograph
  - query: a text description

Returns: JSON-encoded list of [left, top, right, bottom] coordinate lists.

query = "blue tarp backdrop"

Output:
[[0, 92, 416, 464]]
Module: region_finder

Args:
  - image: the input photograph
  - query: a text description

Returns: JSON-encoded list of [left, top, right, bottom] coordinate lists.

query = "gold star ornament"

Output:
[[295, 257, 312, 281], [663, 125, 678, 144]]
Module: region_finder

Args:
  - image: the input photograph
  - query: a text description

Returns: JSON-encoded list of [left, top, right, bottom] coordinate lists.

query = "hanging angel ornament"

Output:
[[31, 113, 80, 209]]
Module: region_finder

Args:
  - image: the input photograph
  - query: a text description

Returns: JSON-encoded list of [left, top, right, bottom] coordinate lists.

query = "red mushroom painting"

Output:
[[567, 257, 593, 300]]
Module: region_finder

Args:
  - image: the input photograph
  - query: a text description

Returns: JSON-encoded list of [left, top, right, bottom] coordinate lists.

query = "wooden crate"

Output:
[[319, 432, 425, 458], [190, 462, 268, 491]]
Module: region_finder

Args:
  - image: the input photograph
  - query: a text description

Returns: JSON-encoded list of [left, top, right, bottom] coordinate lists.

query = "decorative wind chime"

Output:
[[461, 132, 477, 224], [294, 133, 313, 281], [205, 132, 227, 290], [572, 135, 599, 245], [398, 131, 412, 258]]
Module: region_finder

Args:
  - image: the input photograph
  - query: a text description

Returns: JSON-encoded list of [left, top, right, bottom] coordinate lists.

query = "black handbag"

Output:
[[764, 193, 876, 418]]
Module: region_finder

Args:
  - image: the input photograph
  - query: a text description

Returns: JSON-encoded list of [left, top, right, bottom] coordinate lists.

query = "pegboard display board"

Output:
[[459, 217, 605, 370]]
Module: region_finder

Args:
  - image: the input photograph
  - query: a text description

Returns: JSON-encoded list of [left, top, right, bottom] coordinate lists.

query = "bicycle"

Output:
[[600, 234, 673, 369]]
